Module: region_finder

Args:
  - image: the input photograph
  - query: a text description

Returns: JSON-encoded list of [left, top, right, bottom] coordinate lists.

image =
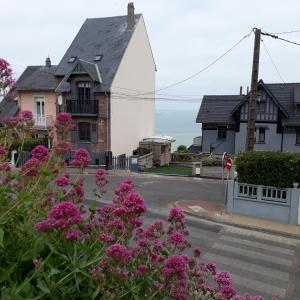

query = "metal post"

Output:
[[245, 28, 261, 152]]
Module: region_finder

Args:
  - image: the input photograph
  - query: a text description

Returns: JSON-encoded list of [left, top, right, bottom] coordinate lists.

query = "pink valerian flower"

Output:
[[168, 231, 189, 248], [20, 110, 33, 120], [114, 178, 135, 204], [54, 140, 72, 155], [95, 169, 108, 186], [122, 192, 147, 215], [71, 148, 91, 170], [213, 271, 233, 287], [2, 116, 20, 128], [0, 162, 11, 172], [204, 261, 217, 275], [54, 112, 74, 139], [193, 246, 202, 257], [105, 243, 132, 263], [168, 206, 188, 235], [162, 255, 188, 280], [90, 267, 105, 284], [137, 264, 149, 273], [220, 285, 237, 298], [0, 146, 7, 155], [33, 258, 42, 270], [64, 229, 83, 240], [21, 157, 40, 176], [35, 201, 83, 231], [31, 145, 49, 161], [55, 176, 70, 187]]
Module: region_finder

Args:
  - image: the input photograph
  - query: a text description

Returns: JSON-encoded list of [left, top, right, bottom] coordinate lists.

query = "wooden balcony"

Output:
[[66, 99, 98, 115]]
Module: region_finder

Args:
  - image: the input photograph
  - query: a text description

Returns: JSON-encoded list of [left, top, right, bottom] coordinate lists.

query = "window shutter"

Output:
[[91, 121, 98, 144], [71, 121, 78, 142]]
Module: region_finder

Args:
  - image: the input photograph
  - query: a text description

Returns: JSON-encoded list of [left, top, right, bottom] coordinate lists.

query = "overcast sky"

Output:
[[1, 0, 300, 111]]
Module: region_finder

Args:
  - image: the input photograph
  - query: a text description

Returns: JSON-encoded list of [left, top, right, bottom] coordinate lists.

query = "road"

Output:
[[81, 172, 300, 300]]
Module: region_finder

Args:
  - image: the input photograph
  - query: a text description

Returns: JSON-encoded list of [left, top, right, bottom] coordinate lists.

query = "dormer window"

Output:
[[68, 56, 77, 63], [94, 55, 103, 62]]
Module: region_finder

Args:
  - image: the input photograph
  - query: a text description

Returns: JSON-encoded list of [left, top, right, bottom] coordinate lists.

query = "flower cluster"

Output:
[[35, 201, 83, 240], [71, 148, 91, 171], [54, 112, 74, 139], [54, 140, 72, 155], [31, 145, 49, 161], [94, 169, 108, 197]]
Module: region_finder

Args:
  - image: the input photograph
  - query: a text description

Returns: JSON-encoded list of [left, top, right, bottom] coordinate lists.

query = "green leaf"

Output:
[[0, 228, 4, 248], [37, 278, 50, 294], [92, 286, 101, 299]]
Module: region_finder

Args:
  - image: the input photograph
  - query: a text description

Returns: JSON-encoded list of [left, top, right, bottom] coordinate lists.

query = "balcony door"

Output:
[[35, 97, 45, 126], [78, 82, 91, 113]]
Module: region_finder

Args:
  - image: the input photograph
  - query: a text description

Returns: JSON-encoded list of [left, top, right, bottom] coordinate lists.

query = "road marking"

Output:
[[212, 243, 293, 266], [219, 235, 295, 256], [203, 252, 290, 282]]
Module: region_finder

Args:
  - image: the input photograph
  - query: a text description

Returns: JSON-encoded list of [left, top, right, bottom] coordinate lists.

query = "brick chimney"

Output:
[[239, 86, 243, 95], [45, 56, 51, 68], [127, 2, 135, 30]]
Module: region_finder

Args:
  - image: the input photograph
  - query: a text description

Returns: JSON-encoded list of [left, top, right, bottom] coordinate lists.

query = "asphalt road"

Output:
[[81, 172, 300, 300]]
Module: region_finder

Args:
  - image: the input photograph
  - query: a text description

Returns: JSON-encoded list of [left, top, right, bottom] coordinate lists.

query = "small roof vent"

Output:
[[68, 56, 77, 63], [94, 54, 103, 62]]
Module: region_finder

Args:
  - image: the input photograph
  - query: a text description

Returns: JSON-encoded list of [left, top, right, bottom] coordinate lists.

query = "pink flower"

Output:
[[55, 112, 74, 138], [0, 162, 11, 172], [193, 247, 202, 257], [20, 110, 33, 120], [168, 231, 187, 246], [168, 207, 185, 223], [22, 157, 40, 176], [56, 112, 72, 123], [137, 264, 149, 273], [0, 146, 7, 155], [213, 271, 233, 287], [205, 261, 217, 275], [55, 176, 70, 187], [106, 243, 132, 263], [71, 148, 91, 169], [162, 255, 188, 279], [31, 145, 49, 161], [64, 229, 83, 240], [54, 141, 72, 155]]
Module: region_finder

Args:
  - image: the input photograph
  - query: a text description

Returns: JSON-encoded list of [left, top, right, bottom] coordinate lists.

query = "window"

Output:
[[257, 101, 266, 113], [258, 128, 265, 143], [77, 82, 91, 102], [217, 126, 227, 140], [94, 54, 103, 61], [78, 122, 91, 142], [296, 129, 300, 145]]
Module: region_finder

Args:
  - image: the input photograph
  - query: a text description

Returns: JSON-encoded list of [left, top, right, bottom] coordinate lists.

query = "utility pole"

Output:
[[245, 28, 261, 151]]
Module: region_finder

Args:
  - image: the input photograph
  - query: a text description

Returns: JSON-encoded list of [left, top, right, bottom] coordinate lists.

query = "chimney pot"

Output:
[[46, 57, 51, 68], [240, 86, 243, 95], [247, 86, 249, 94], [127, 2, 135, 30]]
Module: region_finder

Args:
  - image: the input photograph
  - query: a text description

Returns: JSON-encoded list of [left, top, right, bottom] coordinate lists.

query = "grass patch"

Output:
[[144, 165, 192, 176]]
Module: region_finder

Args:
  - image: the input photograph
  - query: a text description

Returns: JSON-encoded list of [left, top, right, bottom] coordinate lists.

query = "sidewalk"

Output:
[[175, 199, 300, 238]]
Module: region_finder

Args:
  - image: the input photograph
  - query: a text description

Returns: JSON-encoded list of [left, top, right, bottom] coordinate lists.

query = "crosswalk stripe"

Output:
[[203, 252, 290, 281], [219, 235, 295, 256], [212, 243, 293, 266]]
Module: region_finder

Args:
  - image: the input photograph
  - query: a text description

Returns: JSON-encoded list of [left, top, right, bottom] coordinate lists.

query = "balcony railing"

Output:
[[66, 99, 98, 115], [34, 115, 53, 128]]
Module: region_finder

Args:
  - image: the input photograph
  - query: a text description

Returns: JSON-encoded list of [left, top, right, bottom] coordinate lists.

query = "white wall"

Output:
[[110, 16, 156, 156]]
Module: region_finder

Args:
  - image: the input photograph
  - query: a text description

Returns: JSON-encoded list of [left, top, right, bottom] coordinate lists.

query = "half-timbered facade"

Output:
[[196, 80, 300, 154]]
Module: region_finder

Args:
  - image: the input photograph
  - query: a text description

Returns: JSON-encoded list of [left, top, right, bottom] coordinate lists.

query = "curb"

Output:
[[174, 202, 300, 240], [141, 172, 223, 180]]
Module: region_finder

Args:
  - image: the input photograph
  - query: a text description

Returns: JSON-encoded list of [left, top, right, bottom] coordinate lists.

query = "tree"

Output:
[[177, 144, 187, 153], [0, 58, 16, 102]]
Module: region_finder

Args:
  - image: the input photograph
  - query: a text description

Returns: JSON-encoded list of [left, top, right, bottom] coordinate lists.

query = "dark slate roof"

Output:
[[265, 82, 300, 126], [0, 97, 19, 124], [55, 14, 142, 92], [196, 95, 244, 124], [16, 66, 57, 91]]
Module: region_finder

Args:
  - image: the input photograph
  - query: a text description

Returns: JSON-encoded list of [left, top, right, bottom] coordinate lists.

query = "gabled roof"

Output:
[[231, 80, 289, 117], [16, 66, 57, 91], [196, 95, 243, 124], [56, 59, 102, 93], [55, 14, 142, 92]]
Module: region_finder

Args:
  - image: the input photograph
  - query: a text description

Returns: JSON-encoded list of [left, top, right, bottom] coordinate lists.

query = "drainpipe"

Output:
[[105, 91, 109, 152]]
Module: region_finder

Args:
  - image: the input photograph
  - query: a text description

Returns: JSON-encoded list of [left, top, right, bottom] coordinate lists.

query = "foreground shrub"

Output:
[[235, 151, 300, 188], [0, 111, 272, 299]]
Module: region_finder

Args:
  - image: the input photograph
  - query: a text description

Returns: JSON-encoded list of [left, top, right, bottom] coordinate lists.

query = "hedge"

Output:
[[235, 151, 300, 188]]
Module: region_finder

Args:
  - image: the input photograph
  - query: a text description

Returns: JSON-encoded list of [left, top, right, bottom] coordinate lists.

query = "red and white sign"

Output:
[[225, 158, 233, 170]]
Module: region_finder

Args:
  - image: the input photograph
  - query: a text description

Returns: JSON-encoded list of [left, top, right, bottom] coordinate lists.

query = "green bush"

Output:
[[235, 151, 300, 188], [10, 137, 48, 152], [177, 145, 187, 153]]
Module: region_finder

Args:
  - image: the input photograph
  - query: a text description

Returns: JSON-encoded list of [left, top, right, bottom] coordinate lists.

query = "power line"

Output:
[[270, 29, 300, 35], [261, 39, 285, 83], [261, 31, 300, 47]]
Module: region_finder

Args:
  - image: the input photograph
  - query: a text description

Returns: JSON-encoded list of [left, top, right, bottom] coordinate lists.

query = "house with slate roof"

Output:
[[16, 3, 156, 157], [196, 80, 300, 154]]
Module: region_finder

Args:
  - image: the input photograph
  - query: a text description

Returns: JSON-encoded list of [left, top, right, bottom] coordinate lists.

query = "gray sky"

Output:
[[1, 0, 300, 111]]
